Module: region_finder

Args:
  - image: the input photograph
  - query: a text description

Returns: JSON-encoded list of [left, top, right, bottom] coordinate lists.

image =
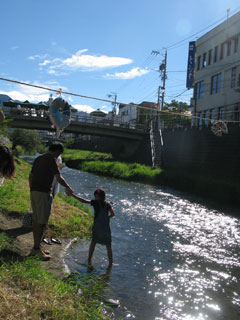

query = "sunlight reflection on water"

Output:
[[63, 167, 240, 320]]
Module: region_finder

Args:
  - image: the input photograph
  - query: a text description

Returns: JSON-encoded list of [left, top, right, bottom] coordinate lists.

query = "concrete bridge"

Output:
[[8, 111, 147, 141]]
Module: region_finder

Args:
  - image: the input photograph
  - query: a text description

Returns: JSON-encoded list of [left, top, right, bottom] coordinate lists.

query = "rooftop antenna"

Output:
[[227, 8, 230, 19]]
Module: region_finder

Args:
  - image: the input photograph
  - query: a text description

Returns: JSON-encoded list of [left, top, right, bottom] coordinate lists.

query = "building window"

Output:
[[234, 37, 238, 53], [211, 73, 222, 94], [199, 112, 203, 126], [214, 46, 218, 63], [203, 111, 206, 126], [208, 49, 212, 65], [234, 105, 240, 121], [196, 80, 204, 99], [197, 56, 201, 70], [227, 41, 231, 56], [209, 108, 215, 123], [202, 53, 207, 68], [231, 67, 237, 88], [220, 43, 224, 60], [218, 107, 224, 120], [205, 110, 209, 125]]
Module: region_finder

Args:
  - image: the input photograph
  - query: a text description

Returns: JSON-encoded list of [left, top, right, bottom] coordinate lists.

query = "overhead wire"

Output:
[[166, 6, 240, 51]]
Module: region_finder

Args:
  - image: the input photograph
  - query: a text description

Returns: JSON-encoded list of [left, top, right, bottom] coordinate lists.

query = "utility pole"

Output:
[[157, 86, 161, 111], [107, 92, 117, 120], [150, 49, 168, 168], [151, 49, 168, 111], [161, 49, 167, 110]]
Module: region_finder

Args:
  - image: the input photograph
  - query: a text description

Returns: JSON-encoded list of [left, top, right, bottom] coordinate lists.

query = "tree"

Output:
[[164, 100, 189, 112], [11, 129, 44, 154], [160, 100, 191, 128]]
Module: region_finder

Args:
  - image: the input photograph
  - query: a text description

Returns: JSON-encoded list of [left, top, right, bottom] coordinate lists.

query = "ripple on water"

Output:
[[62, 168, 240, 320]]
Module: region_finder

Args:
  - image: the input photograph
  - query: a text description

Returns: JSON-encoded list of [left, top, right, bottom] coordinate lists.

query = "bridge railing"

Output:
[[9, 109, 146, 131]]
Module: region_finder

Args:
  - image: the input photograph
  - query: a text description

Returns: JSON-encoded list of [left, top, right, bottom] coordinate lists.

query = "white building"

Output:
[[118, 103, 137, 124], [191, 11, 240, 125]]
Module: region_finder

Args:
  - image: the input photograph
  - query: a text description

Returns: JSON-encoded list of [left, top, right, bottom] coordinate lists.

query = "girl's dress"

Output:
[[91, 200, 112, 245]]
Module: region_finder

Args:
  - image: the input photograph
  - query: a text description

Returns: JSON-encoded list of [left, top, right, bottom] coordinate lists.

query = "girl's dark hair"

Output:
[[94, 188, 106, 201], [0, 146, 15, 178]]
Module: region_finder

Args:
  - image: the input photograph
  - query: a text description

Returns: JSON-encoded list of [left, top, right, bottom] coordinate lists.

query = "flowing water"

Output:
[[62, 167, 240, 320]]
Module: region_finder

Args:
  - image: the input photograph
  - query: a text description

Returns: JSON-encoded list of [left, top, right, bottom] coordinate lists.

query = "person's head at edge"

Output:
[[48, 143, 64, 159], [94, 188, 106, 201], [0, 146, 15, 179]]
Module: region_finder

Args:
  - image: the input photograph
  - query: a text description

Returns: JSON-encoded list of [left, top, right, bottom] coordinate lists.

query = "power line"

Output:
[[0, 77, 158, 112], [1, 76, 239, 123], [166, 7, 240, 51]]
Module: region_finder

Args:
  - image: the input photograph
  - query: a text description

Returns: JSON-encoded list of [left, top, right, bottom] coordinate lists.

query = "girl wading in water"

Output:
[[0, 146, 15, 186], [70, 188, 115, 272]]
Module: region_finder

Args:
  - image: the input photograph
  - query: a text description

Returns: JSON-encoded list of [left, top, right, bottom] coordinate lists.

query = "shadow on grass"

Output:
[[0, 226, 32, 238], [0, 248, 26, 265]]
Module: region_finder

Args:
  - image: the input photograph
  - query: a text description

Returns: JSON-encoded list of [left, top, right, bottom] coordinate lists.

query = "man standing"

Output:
[[29, 143, 73, 260]]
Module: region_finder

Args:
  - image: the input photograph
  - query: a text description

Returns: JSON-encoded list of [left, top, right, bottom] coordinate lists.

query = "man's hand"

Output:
[[65, 186, 73, 196]]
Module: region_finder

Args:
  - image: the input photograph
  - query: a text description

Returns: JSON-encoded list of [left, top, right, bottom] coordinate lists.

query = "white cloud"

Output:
[[47, 69, 56, 75], [105, 67, 150, 79], [101, 105, 110, 110], [28, 54, 48, 61], [0, 81, 68, 103], [62, 50, 132, 70], [10, 46, 19, 50], [73, 104, 95, 113], [0, 89, 50, 103], [39, 60, 51, 66], [33, 49, 133, 74]]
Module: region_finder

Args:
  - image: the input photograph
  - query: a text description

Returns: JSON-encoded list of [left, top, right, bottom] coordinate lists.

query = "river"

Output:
[[61, 166, 240, 320]]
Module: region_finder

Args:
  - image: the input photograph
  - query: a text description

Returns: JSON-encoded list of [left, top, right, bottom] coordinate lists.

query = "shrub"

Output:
[[11, 129, 45, 155]]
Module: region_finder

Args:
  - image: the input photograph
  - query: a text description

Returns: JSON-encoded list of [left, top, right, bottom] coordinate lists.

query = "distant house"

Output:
[[118, 101, 157, 126], [90, 108, 106, 118], [137, 101, 157, 125], [118, 103, 137, 124]]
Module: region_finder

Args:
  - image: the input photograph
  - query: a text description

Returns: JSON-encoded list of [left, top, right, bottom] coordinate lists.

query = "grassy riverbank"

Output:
[[0, 253, 112, 320], [0, 159, 114, 319], [82, 161, 162, 183], [0, 159, 93, 238], [63, 149, 112, 161], [63, 148, 162, 183], [63, 148, 240, 206]]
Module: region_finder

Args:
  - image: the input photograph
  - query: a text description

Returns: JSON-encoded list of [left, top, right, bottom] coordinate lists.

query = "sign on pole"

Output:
[[186, 41, 196, 89]]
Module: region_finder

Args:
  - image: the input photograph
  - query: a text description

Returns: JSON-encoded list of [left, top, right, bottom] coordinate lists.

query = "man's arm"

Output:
[[55, 173, 73, 194]]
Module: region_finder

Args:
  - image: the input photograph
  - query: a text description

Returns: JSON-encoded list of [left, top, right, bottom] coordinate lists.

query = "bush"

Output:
[[81, 161, 162, 183], [11, 129, 45, 155], [0, 135, 11, 147]]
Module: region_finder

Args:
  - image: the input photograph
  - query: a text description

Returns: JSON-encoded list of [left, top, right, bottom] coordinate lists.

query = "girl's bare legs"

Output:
[[88, 240, 96, 269], [106, 244, 113, 271]]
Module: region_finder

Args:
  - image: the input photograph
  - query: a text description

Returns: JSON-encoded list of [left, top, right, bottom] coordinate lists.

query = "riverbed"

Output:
[[62, 166, 240, 320]]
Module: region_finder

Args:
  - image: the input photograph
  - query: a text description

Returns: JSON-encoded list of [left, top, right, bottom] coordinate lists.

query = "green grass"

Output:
[[0, 158, 114, 320], [0, 258, 113, 320], [0, 233, 14, 251], [63, 149, 112, 162], [81, 161, 162, 183], [0, 159, 93, 238]]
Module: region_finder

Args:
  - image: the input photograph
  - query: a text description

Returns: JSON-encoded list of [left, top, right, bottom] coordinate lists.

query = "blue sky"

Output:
[[0, 0, 240, 113]]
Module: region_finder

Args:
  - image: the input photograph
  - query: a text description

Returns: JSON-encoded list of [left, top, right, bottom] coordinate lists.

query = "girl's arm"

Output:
[[109, 208, 115, 218], [72, 193, 91, 204]]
